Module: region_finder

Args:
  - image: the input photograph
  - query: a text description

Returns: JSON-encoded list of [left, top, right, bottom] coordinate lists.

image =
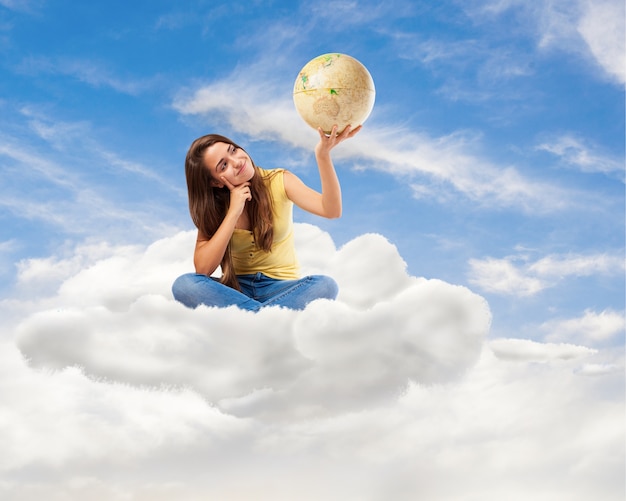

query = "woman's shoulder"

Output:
[[257, 167, 289, 200], [257, 166, 285, 177], [258, 167, 287, 187]]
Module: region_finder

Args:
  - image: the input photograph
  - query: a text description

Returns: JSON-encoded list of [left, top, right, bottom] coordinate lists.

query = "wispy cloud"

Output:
[[468, 251, 625, 296], [461, 0, 625, 85], [0, 0, 42, 13], [19, 108, 183, 191], [528, 252, 626, 277], [467, 256, 547, 296], [307, 0, 405, 26], [543, 309, 625, 345], [154, 10, 197, 31], [15, 56, 155, 95], [489, 337, 597, 361], [382, 28, 538, 110], [537, 134, 624, 178], [173, 70, 578, 212], [0, 111, 185, 248], [394, 34, 534, 82], [0, 139, 79, 190], [577, 0, 625, 84]]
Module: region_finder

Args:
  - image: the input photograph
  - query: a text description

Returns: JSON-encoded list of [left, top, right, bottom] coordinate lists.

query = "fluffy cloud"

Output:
[[1, 341, 623, 500], [2, 224, 624, 500], [15, 224, 490, 419]]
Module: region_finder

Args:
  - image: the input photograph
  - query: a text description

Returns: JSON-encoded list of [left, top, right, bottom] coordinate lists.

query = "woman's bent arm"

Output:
[[194, 179, 252, 275], [193, 210, 239, 275]]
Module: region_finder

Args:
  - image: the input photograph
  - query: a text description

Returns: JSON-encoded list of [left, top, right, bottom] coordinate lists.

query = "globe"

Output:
[[293, 53, 375, 134]]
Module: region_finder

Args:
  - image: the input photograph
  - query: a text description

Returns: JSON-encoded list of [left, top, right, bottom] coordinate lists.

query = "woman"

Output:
[[172, 124, 361, 311]]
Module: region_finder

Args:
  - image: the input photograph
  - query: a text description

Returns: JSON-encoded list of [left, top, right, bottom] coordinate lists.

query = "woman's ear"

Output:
[[209, 178, 224, 188]]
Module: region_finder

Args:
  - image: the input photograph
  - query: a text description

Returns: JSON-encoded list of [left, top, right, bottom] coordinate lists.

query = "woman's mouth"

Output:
[[237, 162, 246, 175]]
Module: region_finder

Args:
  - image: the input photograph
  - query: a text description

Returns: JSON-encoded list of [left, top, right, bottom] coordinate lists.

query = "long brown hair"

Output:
[[185, 134, 275, 290]]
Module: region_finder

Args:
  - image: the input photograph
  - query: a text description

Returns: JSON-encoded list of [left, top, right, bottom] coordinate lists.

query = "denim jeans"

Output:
[[172, 272, 338, 312]]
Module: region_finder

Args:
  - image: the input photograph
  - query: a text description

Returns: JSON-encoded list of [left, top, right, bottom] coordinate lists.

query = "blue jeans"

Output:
[[172, 272, 338, 311]]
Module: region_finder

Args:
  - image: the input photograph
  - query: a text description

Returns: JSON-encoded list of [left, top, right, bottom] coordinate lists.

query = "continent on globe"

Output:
[[293, 53, 375, 134]]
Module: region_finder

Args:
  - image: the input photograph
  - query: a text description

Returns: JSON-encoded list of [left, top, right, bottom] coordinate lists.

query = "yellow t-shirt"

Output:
[[231, 168, 300, 280]]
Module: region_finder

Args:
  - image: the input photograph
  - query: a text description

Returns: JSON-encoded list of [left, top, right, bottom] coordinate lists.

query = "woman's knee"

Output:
[[311, 275, 338, 300], [171, 273, 203, 306]]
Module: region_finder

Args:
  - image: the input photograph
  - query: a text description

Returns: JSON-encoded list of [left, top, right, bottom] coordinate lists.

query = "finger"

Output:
[[338, 124, 352, 137], [220, 176, 236, 191], [348, 124, 362, 137]]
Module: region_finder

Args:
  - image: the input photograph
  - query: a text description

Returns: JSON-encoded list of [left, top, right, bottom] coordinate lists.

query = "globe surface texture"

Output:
[[293, 53, 375, 134]]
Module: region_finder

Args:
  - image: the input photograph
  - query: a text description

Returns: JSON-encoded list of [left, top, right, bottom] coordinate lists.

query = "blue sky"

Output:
[[1, 0, 623, 335], [0, 1, 624, 499]]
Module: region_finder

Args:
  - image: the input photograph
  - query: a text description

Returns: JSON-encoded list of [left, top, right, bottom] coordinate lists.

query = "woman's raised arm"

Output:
[[284, 124, 361, 218]]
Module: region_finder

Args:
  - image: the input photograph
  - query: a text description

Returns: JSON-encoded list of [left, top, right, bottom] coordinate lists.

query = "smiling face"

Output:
[[203, 141, 255, 188]]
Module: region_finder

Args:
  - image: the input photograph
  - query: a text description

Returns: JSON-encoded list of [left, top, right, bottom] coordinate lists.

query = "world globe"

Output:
[[293, 53, 375, 134]]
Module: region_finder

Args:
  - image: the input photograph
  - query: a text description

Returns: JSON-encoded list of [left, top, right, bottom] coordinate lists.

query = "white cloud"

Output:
[[577, 0, 626, 84], [0, 138, 78, 190], [395, 33, 534, 90], [489, 337, 597, 361], [528, 253, 626, 278], [537, 134, 624, 177], [0, 341, 248, 472], [12, 231, 192, 311], [468, 251, 625, 296], [0, 0, 41, 12], [463, 0, 625, 85], [17, 107, 181, 189], [173, 73, 305, 144], [0, 238, 18, 253], [0, 339, 622, 499], [15, 56, 155, 95], [467, 256, 548, 296], [307, 0, 403, 26], [0, 115, 184, 247], [543, 309, 626, 345], [2, 225, 623, 499], [575, 362, 622, 376], [14, 224, 491, 419]]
